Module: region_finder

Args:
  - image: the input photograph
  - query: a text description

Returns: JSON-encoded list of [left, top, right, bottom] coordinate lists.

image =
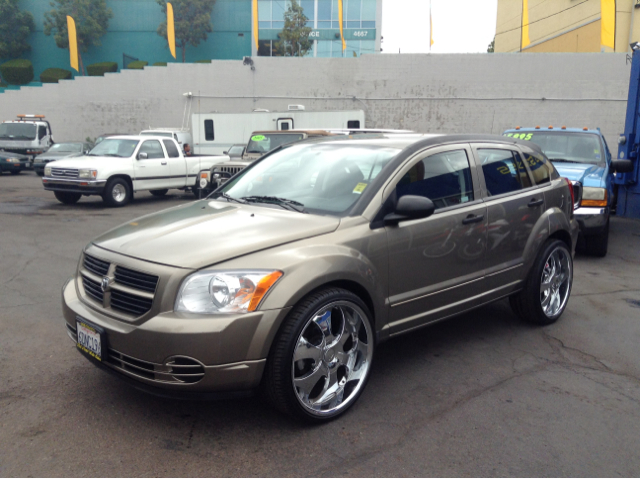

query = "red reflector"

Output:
[[80, 182, 88, 186]]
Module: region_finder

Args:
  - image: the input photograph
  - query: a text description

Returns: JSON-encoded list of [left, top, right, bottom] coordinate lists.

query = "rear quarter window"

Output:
[[521, 150, 558, 185]]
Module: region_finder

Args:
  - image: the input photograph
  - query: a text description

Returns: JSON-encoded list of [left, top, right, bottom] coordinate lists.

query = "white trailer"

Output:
[[191, 108, 365, 155]]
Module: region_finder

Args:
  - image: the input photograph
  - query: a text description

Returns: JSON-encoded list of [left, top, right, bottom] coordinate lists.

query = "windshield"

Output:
[[228, 145, 245, 156], [220, 143, 400, 215], [49, 143, 84, 153], [246, 133, 305, 154], [507, 132, 604, 164], [88, 139, 139, 157], [140, 131, 173, 138], [0, 123, 37, 140]]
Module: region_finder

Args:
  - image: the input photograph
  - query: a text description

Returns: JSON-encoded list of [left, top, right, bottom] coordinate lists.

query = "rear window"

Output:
[[246, 133, 305, 154], [204, 120, 214, 141]]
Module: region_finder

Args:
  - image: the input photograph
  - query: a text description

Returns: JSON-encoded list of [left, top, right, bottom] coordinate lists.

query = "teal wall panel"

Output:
[[1, 0, 251, 80]]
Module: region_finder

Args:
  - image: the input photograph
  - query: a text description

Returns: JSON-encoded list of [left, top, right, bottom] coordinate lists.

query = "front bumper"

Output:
[[62, 276, 290, 394], [43, 177, 106, 195], [573, 206, 609, 236]]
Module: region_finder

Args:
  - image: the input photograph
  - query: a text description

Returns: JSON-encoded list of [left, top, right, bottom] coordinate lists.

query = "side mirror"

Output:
[[223, 151, 228, 155], [138, 152, 148, 160], [384, 195, 435, 225], [611, 159, 634, 173]]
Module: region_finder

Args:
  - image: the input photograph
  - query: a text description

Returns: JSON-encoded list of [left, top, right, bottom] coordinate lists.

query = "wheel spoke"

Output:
[[312, 367, 341, 407], [293, 336, 323, 364], [294, 364, 326, 400]]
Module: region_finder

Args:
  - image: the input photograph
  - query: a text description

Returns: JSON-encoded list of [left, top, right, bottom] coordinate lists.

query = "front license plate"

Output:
[[76, 318, 105, 362]]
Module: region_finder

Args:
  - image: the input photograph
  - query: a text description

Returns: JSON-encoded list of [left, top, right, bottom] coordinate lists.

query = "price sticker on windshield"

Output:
[[251, 135, 266, 141], [353, 182, 368, 194], [504, 132, 533, 140]]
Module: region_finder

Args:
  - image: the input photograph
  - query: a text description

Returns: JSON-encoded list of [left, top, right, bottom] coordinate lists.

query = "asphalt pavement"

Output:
[[1, 171, 640, 477]]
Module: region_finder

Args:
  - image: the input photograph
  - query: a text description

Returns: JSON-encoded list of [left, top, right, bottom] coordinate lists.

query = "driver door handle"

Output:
[[528, 198, 544, 207], [161, 162, 167, 165], [462, 214, 484, 225]]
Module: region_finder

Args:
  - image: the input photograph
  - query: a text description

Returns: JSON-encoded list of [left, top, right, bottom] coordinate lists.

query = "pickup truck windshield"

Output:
[[246, 134, 305, 154], [0, 123, 37, 140], [49, 143, 84, 152], [512, 132, 604, 164], [220, 143, 400, 216], [88, 139, 139, 157]]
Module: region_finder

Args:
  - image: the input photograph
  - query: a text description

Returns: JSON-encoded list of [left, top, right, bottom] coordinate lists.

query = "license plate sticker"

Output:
[[76, 318, 104, 361]]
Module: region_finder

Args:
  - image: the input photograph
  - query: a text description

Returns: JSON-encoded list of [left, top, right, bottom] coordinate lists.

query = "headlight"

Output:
[[44, 166, 51, 176], [175, 270, 283, 314], [78, 169, 98, 179], [199, 171, 210, 189], [581, 187, 607, 207]]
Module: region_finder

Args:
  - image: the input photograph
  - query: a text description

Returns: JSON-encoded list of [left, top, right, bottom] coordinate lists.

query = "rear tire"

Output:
[[263, 287, 375, 422], [585, 219, 609, 257], [150, 189, 168, 197], [510, 239, 573, 325], [54, 191, 81, 205], [102, 178, 132, 207]]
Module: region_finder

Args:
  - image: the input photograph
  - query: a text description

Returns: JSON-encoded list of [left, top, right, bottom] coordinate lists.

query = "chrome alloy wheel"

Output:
[[291, 301, 373, 417], [112, 183, 127, 203], [540, 247, 572, 317]]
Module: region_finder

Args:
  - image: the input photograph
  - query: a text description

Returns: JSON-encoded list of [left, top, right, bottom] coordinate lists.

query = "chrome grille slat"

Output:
[[82, 276, 104, 303], [51, 167, 79, 178], [114, 266, 158, 293], [84, 254, 109, 276]]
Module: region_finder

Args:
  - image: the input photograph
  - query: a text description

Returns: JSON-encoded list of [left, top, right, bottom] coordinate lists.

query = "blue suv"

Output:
[[503, 127, 613, 256]]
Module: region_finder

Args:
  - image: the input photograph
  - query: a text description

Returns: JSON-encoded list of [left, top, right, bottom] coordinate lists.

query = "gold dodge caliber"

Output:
[[63, 134, 579, 422]]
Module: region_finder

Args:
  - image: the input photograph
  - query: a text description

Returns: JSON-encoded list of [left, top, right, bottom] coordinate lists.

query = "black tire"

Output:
[[102, 177, 132, 207], [585, 219, 609, 257], [263, 287, 375, 423], [10, 170, 20, 175], [54, 191, 82, 205], [36, 171, 44, 177], [150, 189, 169, 197], [510, 239, 573, 325]]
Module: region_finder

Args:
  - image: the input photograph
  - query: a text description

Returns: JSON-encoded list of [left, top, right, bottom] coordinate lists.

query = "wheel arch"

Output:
[[107, 174, 133, 192]]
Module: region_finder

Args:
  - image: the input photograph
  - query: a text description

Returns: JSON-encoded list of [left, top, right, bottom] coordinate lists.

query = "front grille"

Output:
[[216, 166, 245, 176], [84, 254, 109, 276], [111, 290, 153, 316], [106, 350, 205, 384], [114, 266, 158, 293], [51, 167, 79, 178], [82, 276, 104, 303], [80, 254, 158, 318], [571, 181, 582, 209]]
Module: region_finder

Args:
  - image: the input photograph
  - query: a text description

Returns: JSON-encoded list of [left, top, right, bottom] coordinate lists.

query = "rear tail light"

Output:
[[563, 177, 575, 212]]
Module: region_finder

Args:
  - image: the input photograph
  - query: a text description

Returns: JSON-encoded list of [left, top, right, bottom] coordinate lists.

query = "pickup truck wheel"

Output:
[[102, 178, 131, 207], [263, 288, 374, 422], [585, 219, 609, 257], [509, 239, 573, 325], [150, 189, 168, 197], [54, 191, 82, 205], [10, 170, 20, 175]]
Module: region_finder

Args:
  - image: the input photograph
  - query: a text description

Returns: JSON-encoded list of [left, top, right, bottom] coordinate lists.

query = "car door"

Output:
[[162, 139, 187, 188], [471, 144, 544, 292], [385, 144, 488, 335], [132, 139, 169, 190]]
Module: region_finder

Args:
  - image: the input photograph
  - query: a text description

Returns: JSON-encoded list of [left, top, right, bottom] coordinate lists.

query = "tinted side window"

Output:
[[162, 139, 180, 158], [204, 120, 214, 141], [139, 140, 165, 159], [347, 120, 361, 129], [479, 149, 530, 196], [522, 151, 555, 185], [397, 149, 474, 209], [38, 125, 47, 139]]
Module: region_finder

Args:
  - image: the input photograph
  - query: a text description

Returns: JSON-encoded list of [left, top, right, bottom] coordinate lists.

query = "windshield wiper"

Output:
[[212, 192, 247, 204], [240, 196, 307, 213], [548, 158, 584, 163]]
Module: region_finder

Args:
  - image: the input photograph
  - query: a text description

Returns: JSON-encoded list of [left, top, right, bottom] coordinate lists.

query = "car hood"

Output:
[[552, 162, 606, 186], [36, 152, 82, 161], [92, 200, 341, 269], [46, 156, 131, 169]]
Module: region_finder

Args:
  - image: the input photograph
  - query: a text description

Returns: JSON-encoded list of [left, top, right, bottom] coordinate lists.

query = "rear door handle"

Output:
[[462, 214, 484, 225], [161, 162, 167, 165], [528, 198, 544, 207]]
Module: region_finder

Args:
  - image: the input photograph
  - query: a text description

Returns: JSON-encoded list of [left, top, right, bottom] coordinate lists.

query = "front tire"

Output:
[[510, 239, 573, 325], [102, 178, 131, 207], [54, 191, 81, 205], [263, 288, 375, 422], [585, 219, 609, 257]]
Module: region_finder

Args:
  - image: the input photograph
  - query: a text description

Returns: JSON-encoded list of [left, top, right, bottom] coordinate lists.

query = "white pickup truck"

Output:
[[42, 135, 227, 207]]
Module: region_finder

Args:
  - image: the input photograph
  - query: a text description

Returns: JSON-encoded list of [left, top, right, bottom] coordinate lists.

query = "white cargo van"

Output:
[[140, 128, 193, 149]]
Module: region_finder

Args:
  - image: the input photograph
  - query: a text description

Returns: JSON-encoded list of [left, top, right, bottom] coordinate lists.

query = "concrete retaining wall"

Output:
[[0, 53, 631, 155]]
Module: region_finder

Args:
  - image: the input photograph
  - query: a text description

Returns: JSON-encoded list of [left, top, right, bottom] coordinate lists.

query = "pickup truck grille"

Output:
[[80, 253, 159, 317], [51, 167, 79, 178]]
